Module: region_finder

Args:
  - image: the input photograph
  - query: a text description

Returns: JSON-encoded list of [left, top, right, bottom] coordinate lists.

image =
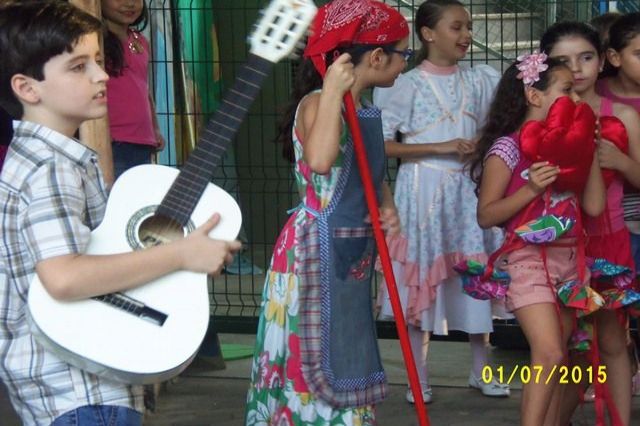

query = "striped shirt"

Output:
[[0, 121, 143, 425]]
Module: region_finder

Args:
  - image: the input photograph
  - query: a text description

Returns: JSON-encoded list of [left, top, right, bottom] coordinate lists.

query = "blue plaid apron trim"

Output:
[[297, 136, 387, 408], [332, 227, 374, 238]]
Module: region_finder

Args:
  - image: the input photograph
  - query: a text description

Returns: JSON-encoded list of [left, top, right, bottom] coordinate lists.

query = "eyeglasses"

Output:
[[386, 47, 414, 61]]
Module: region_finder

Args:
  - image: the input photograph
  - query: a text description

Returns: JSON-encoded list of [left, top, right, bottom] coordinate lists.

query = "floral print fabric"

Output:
[[245, 111, 375, 425]]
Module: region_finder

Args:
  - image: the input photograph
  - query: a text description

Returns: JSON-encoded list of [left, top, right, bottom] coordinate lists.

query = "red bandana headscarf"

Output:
[[303, 0, 409, 76]]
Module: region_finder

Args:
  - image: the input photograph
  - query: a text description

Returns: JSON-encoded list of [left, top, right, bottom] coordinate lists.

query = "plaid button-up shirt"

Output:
[[0, 121, 143, 425]]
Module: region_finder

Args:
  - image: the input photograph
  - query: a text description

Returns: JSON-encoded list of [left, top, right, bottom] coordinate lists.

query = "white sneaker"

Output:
[[469, 371, 510, 397], [405, 387, 433, 404]]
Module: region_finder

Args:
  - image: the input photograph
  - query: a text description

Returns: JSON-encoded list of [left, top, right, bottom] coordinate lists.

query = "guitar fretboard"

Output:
[[155, 54, 273, 226], [92, 293, 168, 326]]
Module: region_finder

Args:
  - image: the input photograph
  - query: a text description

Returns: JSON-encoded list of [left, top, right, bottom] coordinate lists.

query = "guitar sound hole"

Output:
[[138, 215, 185, 248]]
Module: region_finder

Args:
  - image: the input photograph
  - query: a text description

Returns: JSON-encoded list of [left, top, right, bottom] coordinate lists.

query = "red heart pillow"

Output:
[[599, 115, 629, 187], [520, 96, 596, 193]]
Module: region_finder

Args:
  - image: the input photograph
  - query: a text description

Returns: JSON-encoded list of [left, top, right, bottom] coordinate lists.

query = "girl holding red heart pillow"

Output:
[[542, 21, 640, 426], [469, 55, 606, 426]]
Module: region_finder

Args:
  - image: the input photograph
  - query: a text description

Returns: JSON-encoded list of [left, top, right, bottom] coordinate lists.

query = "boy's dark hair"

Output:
[[103, 1, 149, 76], [414, 0, 465, 62], [608, 12, 640, 52], [0, 0, 102, 118], [468, 57, 568, 193], [274, 42, 400, 162]]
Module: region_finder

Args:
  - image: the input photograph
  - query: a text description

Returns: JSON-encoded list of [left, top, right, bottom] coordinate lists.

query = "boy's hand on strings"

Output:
[[526, 161, 560, 194], [365, 206, 401, 237], [178, 213, 242, 276], [324, 53, 356, 97], [597, 139, 626, 171]]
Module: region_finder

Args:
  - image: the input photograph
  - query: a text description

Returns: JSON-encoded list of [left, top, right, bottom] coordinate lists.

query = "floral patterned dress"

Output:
[[373, 60, 505, 332], [244, 105, 375, 426]]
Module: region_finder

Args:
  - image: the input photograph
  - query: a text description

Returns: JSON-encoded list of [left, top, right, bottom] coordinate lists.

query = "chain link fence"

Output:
[[145, 0, 638, 339]]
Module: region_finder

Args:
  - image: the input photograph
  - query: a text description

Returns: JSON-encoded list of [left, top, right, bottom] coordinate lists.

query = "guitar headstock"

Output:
[[249, 0, 316, 63]]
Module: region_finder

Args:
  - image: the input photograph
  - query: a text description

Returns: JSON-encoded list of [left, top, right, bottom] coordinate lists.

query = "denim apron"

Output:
[[297, 105, 387, 408]]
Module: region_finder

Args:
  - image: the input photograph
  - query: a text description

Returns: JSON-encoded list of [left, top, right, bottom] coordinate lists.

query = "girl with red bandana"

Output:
[[244, 1, 407, 424]]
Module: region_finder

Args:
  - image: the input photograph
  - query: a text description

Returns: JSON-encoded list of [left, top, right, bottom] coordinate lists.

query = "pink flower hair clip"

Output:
[[516, 50, 549, 87]]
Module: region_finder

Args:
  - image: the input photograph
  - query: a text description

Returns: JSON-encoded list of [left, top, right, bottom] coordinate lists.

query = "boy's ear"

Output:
[[606, 48, 621, 69], [524, 86, 543, 108], [10, 74, 40, 106]]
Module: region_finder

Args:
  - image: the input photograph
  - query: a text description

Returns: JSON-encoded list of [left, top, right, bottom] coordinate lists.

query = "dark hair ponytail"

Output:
[[275, 58, 323, 162], [468, 57, 568, 194], [414, 0, 464, 62], [275, 42, 400, 162], [104, 1, 149, 76]]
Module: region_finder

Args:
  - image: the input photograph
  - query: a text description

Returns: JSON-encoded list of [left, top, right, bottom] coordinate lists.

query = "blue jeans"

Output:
[[112, 141, 154, 180], [52, 405, 142, 426]]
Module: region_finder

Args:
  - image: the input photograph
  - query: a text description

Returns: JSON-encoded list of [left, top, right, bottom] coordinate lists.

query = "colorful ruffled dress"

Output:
[[245, 99, 389, 425], [583, 99, 640, 313], [373, 60, 505, 334]]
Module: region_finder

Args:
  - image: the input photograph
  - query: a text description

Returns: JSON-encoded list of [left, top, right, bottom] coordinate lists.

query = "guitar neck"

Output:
[[156, 54, 273, 226]]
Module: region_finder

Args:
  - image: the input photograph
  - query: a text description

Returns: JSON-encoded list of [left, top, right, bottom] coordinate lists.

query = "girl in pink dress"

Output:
[[541, 20, 640, 426]]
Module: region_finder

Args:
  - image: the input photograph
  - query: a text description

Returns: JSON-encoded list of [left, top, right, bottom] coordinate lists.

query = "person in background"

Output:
[[0, 107, 11, 169], [541, 20, 640, 426], [373, 0, 509, 404], [102, 0, 164, 179]]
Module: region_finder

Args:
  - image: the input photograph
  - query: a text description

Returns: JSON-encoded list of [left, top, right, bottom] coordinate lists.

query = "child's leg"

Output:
[[596, 309, 631, 426], [408, 324, 430, 390], [542, 306, 576, 426], [556, 352, 591, 425], [514, 303, 567, 426], [469, 333, 489, 378], [468, 332, 510, 396]]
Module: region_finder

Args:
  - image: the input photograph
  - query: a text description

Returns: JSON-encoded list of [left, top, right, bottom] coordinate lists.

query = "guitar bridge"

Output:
[[92, 293, 168, 326]]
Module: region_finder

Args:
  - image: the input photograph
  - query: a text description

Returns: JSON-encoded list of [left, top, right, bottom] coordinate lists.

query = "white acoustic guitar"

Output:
[[26, 0, 316, 385]]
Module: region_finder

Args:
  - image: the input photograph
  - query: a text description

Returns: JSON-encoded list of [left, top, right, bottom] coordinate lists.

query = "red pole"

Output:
[[342, 93, 430, 426]]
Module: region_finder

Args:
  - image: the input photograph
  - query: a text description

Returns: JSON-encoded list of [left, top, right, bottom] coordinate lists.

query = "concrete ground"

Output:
[[144, 334, 639, 425], [2, 334, 639, 425]]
